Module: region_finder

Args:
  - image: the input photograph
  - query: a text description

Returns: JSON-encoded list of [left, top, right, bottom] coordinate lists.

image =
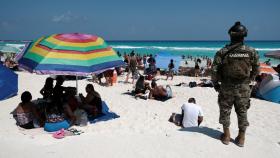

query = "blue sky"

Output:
[[0, 0, 279, 40]]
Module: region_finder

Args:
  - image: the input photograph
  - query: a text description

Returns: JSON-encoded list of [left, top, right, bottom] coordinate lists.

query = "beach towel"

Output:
[[88, 101, 119, 124]]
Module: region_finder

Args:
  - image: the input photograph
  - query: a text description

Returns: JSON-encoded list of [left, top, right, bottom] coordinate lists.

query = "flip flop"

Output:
[[66, 128, 84, 135], [52, 129, 65, 139]]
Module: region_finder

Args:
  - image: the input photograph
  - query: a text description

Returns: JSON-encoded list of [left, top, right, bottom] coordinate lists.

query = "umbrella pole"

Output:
[[76, 75, 78, 95]]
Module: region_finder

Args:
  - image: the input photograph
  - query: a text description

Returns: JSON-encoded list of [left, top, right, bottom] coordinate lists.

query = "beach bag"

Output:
[[189, 82, 197, 88]]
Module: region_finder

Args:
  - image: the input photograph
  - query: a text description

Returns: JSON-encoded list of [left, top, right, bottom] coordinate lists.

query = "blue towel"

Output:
[[88, 101, 120, 124]]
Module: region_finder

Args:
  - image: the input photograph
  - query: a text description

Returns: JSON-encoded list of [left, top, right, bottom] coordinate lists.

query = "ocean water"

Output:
[[108, 41, 280, 65], [1, 40, 280, 65]]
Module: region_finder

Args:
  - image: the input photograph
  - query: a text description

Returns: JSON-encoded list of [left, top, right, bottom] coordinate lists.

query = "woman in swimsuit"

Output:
[[14, 91, 42, 129]]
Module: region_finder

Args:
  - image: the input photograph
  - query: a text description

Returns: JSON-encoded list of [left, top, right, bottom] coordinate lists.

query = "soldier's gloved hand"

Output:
[[213, 82, 220, 92]]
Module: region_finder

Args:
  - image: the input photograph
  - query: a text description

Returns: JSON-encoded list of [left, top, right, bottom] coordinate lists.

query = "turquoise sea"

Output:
[[1, 40, 280, 65], [108, 41, 280, 65]]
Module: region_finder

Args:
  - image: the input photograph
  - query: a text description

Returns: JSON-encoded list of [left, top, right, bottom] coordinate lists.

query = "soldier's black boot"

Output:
[[221, 127, 231, 145], [235, 129, 246, 147]]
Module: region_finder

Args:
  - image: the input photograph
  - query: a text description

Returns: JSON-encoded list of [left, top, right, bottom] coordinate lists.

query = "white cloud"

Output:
[[52, 11, 87, 23]]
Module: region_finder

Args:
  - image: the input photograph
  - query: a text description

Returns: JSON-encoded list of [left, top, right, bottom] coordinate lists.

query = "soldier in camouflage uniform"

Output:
[[211, 22, 259, 147]]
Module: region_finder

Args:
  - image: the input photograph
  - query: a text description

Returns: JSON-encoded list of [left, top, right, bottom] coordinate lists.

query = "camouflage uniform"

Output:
[[211, 43, 259, 131]]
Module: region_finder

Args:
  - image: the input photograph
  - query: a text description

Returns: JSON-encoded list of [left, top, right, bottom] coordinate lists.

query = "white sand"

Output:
[[0, 71, 280, 158]]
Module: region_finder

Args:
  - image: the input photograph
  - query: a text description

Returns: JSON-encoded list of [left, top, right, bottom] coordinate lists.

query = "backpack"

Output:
[[220, 43, 253, 80]]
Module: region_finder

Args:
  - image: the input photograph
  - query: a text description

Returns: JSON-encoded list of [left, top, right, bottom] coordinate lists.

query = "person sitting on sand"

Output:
[[149, 80, 172, 100], [53, 76, 67, 103], [40, 77, 54, 100], [44, 100, 70, 132], [134, 75, 151, 99], [79, 84, 103, 117], [181, 98, 204, 128], [62, 87, 79, 125], [14, 91, 43, 129], [4, 56, 18, 71]]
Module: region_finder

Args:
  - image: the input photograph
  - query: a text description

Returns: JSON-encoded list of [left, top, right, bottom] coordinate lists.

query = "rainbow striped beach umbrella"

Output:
[[18, 33, 125, 75]]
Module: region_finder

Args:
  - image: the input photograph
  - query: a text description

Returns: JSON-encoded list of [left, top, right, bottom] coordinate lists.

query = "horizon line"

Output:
[[1, 39, 280, 43]]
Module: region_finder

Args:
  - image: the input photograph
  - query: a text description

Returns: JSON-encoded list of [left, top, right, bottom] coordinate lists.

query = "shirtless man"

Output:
[[149, 80, 172, 100], [79, 84, 102, 117]]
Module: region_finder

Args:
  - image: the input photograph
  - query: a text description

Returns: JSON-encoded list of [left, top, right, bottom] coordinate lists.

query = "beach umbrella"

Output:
[[18, 33, 125, 91], [264, 50, 280, 59], [259, 63, 278, 75]]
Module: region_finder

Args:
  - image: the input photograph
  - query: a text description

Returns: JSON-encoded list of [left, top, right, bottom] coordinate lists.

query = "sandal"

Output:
[[52, 129, 65, 139], [66, 128, 84, 135]]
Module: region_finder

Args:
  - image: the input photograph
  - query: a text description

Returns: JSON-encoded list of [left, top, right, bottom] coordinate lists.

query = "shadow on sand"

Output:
[[179, 126, 223, 140]]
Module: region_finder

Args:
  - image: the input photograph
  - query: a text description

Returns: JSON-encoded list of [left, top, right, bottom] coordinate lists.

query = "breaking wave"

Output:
[[111, 45, 280, 51]]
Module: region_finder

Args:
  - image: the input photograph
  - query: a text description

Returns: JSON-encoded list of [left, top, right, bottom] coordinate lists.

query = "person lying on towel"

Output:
[[149, 80, 172, 100]]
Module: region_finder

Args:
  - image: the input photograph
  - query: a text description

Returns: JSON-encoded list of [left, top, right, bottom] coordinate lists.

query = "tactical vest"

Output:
[[221, 44, 253, 82]]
